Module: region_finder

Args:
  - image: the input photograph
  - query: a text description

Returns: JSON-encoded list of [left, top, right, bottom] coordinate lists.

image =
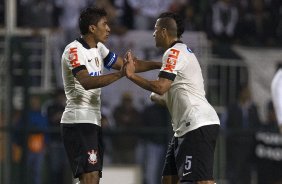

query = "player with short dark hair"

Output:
[[124, 12, 220, 184], [60, 6, 161, 184]]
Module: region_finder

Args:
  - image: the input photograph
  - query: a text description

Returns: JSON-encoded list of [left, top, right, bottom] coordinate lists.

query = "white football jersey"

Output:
[[60, 38, 117, 126], [159, 42, 220, 137]]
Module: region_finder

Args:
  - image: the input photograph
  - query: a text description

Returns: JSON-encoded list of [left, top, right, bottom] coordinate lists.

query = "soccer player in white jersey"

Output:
[[124, 12, 220, 184], [60, 6, 161, 184]]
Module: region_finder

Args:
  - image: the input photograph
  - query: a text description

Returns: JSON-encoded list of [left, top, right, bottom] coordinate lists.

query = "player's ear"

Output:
[[89, 25, 96, 33], [161, 28, 167, 37]]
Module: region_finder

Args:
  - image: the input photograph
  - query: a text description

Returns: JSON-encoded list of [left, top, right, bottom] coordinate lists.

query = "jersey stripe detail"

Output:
[[158, 71, 176, 81], [72, 65, 87, 76], [104, 51, 118, 69]]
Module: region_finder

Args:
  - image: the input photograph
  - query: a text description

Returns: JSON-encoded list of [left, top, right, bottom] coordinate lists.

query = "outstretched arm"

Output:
[[127, 73, 172, 95], [112, 54, 162, 72], [134, 58, 162, 72], [124, 51, 172, 95], [75, 69, 123, 90]]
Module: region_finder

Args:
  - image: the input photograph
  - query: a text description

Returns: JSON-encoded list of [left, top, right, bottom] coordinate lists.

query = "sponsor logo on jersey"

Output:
[[88, 149, 98, 165], [89, 71, 102, 76], [164, 49, 179, 72], [69, 47, 80, 67], [88, 59, 92, 62]]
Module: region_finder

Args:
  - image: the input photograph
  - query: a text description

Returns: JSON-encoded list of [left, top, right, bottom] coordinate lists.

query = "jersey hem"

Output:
[[60, 121, 101, 127], [174, 121, 220, 137]]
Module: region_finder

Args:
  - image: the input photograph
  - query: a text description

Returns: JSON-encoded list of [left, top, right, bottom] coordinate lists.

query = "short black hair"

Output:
[[79, 6, 107, 35], [158, 12, 184, 38]]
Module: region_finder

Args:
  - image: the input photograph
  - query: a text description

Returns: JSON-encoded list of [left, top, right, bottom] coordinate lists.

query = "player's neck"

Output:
[[165, 38, 179, 49], [81, 35, 98, 48]]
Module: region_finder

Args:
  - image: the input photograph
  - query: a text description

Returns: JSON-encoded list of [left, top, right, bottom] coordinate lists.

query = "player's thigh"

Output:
[[196, 181, 215, 184], [176, 125, 219, 182], [61, 123, 104, 178], [79, 171, 100, 184], [162, 175, 179, 184], [162, 175, 198, 184], [162, 137, 178, 177]]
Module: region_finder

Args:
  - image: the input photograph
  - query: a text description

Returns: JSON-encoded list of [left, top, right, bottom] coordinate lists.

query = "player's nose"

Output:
[[106, 25, 111, 32]]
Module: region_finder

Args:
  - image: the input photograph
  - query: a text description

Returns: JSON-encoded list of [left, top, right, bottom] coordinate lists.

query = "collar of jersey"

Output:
[[170, 40, 183, 48], [76, 37, 91, 49]]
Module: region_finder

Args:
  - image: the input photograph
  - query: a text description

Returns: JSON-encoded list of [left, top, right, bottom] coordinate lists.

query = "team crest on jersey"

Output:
[[95, 57, 99, 67], [88, 149, 98, 165]]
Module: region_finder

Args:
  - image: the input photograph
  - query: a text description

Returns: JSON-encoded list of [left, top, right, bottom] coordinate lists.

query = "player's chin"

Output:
[[155, 40, 160, 47], [101, 36, 108, 43], [155, 42, 160, 48]]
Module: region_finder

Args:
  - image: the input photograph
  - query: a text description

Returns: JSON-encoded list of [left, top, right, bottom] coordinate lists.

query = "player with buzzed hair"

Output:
[[124, 12, 220, 184]]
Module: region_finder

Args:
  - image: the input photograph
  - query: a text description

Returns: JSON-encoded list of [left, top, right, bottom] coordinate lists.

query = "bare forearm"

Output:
[[135, 59, 162, 72], [128, 74, 164, 95], [125, 51, 170, 94], [81, 72, 123, 89]]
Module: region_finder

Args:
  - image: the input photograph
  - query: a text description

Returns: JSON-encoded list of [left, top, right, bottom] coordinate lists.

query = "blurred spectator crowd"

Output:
[[1, 0, 282, 184], [0, 0, 281, 47], [4, 86, 282, 184]]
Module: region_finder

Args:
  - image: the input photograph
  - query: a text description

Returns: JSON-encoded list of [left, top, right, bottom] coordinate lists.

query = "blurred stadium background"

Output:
[[0, 0, 282, 184]]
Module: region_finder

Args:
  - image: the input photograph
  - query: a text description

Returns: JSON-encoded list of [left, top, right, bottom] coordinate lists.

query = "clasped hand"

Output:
[[122, 50, 136, 78]]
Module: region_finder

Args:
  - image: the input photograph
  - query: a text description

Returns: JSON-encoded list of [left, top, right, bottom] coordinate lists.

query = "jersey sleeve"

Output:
[[63, 45, 87, 76], [97, 42, 118, 70], [158, 48, 182, 81]]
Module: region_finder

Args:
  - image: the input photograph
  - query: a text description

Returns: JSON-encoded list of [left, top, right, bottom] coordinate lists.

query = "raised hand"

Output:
[[120, 50, 131, 76], [125, 51, 136, 78]]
